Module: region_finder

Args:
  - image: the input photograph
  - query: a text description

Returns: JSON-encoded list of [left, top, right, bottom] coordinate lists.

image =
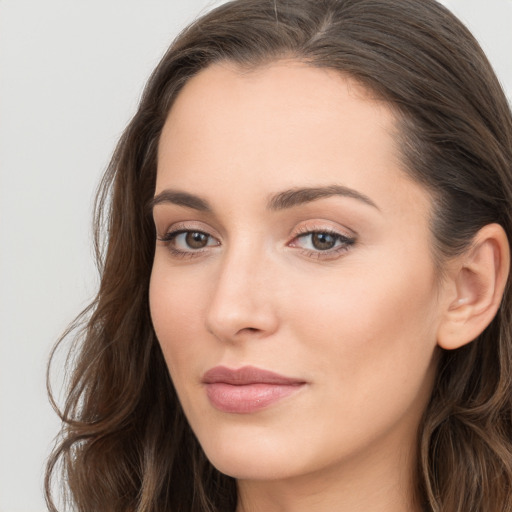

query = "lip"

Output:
[[202, 365, 306, 414]]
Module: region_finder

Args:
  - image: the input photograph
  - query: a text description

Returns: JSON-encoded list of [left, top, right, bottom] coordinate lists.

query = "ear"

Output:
[[437, 223, 510, 350]]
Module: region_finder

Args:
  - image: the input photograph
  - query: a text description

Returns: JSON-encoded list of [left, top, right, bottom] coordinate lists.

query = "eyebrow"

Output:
[[267, 185, 379, 211], [150, 185, 379, 212], [149, 190, 211, 211]]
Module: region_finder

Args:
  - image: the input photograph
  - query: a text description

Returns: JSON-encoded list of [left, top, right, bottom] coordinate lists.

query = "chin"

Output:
[[206, 451, 297, 481], [195, 424, 306, 481], [198, 424, 344, 485]]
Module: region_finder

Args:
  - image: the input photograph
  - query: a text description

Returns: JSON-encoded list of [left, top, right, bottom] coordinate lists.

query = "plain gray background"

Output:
[[1, 1, 511, 511]]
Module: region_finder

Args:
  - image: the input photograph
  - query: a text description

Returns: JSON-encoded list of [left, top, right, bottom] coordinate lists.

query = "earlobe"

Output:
[[437, 223, 510, 350]]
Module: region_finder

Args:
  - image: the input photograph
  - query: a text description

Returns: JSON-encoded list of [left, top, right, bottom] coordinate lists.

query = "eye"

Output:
[[175, 231, 212, 250], [157, 229, 220, 257], [289, 229, 355, 259], [304, 232, 339, 251]]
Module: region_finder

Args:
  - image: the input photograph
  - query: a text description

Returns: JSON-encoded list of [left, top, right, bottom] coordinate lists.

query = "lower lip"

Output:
[[205, 382, 304, 414]]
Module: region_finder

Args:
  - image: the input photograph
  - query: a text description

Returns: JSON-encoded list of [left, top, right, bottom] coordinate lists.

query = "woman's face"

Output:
[[150, 61, 447, 484]]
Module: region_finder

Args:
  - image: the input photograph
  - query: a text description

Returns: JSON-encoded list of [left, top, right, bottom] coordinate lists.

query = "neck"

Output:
[[235, 438, 422, 512]]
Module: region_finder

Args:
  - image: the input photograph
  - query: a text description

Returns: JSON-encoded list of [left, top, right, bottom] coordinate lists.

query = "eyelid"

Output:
[[157, 221, 221, 240], [287, 222, 357, 260], [155, 219, 356, 261], [290, 220, 357, 240], [157, 229, 219, 245], [289, 228, 355, 248], [156, 221, 221, 260]]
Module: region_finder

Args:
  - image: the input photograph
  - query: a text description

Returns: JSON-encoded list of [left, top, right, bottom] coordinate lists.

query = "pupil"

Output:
[[312, 233, 335, 250], [186, 232, 208, 249]]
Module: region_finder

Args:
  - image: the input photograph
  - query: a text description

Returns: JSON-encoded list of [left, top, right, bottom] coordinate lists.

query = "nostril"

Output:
[[237, 326, 260, 334]]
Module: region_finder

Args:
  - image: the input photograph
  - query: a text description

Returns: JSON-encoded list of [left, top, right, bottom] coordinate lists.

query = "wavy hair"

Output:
[[46, 1, 512, 511]]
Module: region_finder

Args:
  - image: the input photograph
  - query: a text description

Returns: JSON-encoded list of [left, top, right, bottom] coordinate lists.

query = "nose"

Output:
[[205, 245, 279, 343]]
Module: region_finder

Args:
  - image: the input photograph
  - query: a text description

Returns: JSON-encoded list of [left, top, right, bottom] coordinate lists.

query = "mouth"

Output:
[[202, 365, 306, 414]]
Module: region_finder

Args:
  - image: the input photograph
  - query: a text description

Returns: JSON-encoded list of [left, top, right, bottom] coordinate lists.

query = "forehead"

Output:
[[159, 61, 396, 167], [156, 60, 428, 220]]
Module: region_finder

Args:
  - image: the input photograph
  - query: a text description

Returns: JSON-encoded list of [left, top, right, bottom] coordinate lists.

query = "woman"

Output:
[[46, 0, 512, 511]]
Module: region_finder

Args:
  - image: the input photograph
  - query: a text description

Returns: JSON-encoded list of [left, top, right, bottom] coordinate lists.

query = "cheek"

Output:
[[284, 254, 440, 401], [149, 263, 208, 374]]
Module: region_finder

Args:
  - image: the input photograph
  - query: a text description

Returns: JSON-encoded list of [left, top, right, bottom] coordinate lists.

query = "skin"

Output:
[[149, 61, 452, 512]]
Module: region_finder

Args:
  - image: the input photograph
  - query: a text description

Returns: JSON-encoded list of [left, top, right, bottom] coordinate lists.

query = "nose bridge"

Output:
[[205, 234, 278, 341]]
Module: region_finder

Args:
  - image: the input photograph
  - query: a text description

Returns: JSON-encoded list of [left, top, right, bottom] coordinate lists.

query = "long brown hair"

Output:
[[46, 1, 512, 511]]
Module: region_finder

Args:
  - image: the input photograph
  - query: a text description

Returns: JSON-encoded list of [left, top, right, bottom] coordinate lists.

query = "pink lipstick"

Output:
[[202, 366, 305, 414]]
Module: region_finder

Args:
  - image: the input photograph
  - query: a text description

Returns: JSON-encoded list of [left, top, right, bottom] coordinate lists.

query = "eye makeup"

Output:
[[288, 227, 356, 261], [156, 219, 356, 262], [157, 228, 220, 259]]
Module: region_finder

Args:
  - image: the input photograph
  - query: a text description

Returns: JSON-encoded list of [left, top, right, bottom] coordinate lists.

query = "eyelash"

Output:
[[157, 226, 356, 261], [157, 229, 217, 259], [290, 227, 356, 260]]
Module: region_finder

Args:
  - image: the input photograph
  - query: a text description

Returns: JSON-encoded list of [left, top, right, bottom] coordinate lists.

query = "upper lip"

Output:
[[202, 365, 305, 386]]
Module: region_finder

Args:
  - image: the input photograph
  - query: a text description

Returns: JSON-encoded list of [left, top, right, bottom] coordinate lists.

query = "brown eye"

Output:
[[185, 231, 209, 249], [311, 232, 336, 250], [158, 229, 219, 255], [289, 229, 356, 259]]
